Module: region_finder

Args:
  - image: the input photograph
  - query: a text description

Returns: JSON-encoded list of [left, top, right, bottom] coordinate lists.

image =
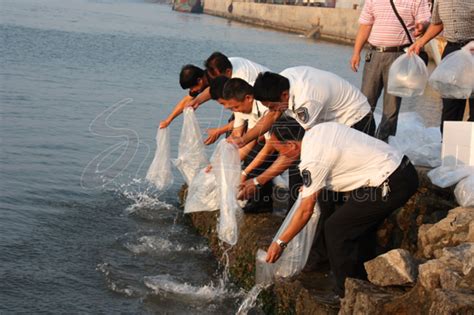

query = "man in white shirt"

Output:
[[188, 52, 280, 144], [210, 77, 278, 213], [229, 67, 374, 148], [235, 68, 375, 206], [265, 120, 418, 299]]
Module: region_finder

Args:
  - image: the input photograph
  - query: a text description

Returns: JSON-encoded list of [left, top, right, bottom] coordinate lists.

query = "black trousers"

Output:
[[440, 42, 474, 133], [325, 157, 419, 296]]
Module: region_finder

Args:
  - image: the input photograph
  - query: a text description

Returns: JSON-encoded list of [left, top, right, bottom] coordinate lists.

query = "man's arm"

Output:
[[238, 153, 295, 200], [350, 24, 372, 72], [241, 140, 275, 182], [266, 191, 319, 263], [186, 87, 212, 109], [408, 23, 444, 55], [204, 121, 234, 145], [238, 139, 257, 161], [159, 95, 194, 129], [228, 111, 282, 148]]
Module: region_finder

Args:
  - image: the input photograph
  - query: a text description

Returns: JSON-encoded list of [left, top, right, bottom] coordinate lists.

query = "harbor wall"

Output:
[[203, 0, 361, 44]]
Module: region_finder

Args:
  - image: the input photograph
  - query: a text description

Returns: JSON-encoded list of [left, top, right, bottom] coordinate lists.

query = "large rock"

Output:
[[339, 278, 405, 315], [364, 249, 417, 286], [418, 243, 474, 291], [417, 207, 474, 259], [428, 289, 474, 314]]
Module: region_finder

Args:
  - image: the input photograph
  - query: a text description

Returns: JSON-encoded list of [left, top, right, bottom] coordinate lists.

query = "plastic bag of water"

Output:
[[428, 165, 474, 188], [455, 175, 474, 207], [173, 108, 208, 185], [273, 193, 320, 278], [429, 41, 474, 99], [211, 139, 243, 246], [146, 127, 174, 190], [387, 52, 428, 97], [184, 167, 219, 213]]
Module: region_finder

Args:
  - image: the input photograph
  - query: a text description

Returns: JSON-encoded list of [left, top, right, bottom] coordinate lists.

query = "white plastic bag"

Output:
[[211, 139, 243, 245], [388, 112, 442, 167], [184, 168, 219, 213], [428, 165, 474, 188], [272, 194, 320, 278], [255, 194, 320, 283], [146, 127, 174, 190], [429, 42, 474, 99], [173, 108, 208, 185], [387, 53, 429, 97], [455, 175, 474, 207]]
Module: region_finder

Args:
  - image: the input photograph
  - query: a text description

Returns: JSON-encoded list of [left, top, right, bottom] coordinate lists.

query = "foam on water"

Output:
[[144, 274, 240, 301], [123, 235, 209, 255], [96, 263, 146, 298], [236, 284, 268, 315]]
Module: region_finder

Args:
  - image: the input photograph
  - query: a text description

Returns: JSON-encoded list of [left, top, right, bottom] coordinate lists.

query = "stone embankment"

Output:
[[203, 0, 360, 44], [181, 168, 474, 314]]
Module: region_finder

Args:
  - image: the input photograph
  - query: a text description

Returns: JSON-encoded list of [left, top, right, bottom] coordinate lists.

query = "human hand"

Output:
[[407, 41, 424, 55], [227, 135, 246, 148], [159, 119, 170, 129], [265, 242, 283, 263], [350, 53, 361, 72], [237, 178, 258, 200], [204, 128, 221, 145], [204, 164, 212, 173]]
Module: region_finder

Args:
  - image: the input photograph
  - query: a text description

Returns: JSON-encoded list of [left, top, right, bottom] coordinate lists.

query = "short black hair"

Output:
[[179, 64, 205, 89], [209, 76, 229, 100], [270, 115, 305, 142], [253, 72, 290, 102], [205, 52, 233, 78], [222, 78, 253, 101]]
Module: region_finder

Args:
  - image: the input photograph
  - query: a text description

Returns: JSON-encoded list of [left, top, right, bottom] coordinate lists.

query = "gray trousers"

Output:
[[361, 50, 403, 141]]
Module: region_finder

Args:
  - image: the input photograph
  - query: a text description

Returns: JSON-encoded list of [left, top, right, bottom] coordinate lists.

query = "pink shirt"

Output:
[[359, 0, 431, 47]]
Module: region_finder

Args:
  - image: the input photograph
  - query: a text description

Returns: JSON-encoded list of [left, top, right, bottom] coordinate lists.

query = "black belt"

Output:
[[447, 40, 473, 48], [369, 44, 410, 52]]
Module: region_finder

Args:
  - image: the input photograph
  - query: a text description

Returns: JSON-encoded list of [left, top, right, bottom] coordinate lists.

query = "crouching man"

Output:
[[265, 120, 419, 299]]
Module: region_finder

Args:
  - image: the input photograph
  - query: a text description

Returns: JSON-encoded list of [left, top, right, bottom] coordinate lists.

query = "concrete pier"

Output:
[[203, 0, 361, 44]]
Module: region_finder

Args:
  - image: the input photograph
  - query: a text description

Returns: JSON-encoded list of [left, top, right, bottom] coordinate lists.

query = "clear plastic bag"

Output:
[[173, 108, 209, 185], [388, 53, 429, 97], [388, 112, 442, 167], [146, 127, 174, 190], [211, 139, 243, 245], [273, 194, 320, 278], [184, 168, 219, 213], [454, 175, 474, 207], [255, 194, 320, 281], [428, 165, 474, 188], [429, 42, 474, 99]]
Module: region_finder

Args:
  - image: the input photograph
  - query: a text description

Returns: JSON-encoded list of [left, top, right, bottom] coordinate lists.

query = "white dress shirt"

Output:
[[299, 122, 403, 198], [281, 66, 371, 130]]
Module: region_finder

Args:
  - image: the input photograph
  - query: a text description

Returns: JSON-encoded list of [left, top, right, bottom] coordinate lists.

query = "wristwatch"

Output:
[[253, 177, 261, 188], [276, 239, 287, 249]]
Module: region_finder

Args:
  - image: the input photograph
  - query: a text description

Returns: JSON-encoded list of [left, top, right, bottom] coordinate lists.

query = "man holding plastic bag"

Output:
[[408, 0, 474, 132], [265, 120, 419, 299], [159, 64, 209, 129], [351, 0, 431, 141]]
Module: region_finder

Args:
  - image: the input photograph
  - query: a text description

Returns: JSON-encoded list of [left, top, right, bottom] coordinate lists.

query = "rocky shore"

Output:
[[179, 167, 473, 314]]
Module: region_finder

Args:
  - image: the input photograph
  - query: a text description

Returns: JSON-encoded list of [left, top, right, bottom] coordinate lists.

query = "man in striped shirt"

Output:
[[409, 0, 474, 132], [350, 0, 431, 142]]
